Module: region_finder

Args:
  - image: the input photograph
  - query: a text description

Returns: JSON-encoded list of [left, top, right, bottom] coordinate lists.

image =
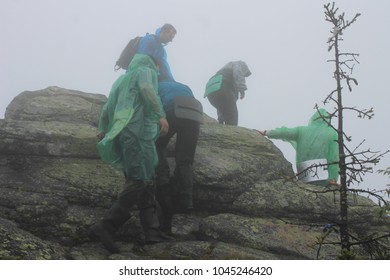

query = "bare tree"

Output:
[[322, 2, 389, 257]]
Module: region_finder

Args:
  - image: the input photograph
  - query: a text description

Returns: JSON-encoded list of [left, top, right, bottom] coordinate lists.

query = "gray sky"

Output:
[[1, 0, 389, 195]]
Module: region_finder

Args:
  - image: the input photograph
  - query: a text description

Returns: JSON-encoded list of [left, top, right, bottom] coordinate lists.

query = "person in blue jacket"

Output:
[[137, 24, 176, 82], [155, 81, 203, 233]]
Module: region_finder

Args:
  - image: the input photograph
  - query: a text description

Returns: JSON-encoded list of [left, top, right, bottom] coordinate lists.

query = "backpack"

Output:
[[173, 96, 204, 124], [114, 36, 142, 71], [204, 74, 223, 98]]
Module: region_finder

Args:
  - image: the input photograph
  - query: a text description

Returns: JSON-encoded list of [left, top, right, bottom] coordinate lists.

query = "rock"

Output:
[[5, 86, 106, 126], [0, 86, 388, 260], [0, 217, 66, 259]]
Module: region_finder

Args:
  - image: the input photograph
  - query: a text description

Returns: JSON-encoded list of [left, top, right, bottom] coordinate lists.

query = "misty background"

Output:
[[1, 0, 389, 196]]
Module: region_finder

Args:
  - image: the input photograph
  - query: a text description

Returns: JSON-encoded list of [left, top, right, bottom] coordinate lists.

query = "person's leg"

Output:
[[155, 112, 178, 233], [174, 119, 200, 211], [101, 179, 143, 230], [207, 91, 225, 124], [155, 116, 176, 187], [220, 91, 238, 125], [155, 182, 175, 234], [155, 139, 174, 233], [216, 110, 225, 124], [91, 178, 144, 253], [138, 182, 174, 243]]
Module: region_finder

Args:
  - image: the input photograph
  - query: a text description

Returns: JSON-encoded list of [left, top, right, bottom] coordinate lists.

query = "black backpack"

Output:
[[173, 96, 204, 124], [114, 36, 142, 71]]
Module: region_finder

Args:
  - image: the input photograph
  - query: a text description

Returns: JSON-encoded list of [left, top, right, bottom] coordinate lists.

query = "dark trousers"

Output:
[[207, 89, 238, 125], [156, 111, 200, 211], [101, 178, 164, 243]]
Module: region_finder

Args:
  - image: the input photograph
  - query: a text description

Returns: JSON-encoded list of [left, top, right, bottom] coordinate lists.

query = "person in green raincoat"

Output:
[[259, 108, 339, 187], [90, 53, 173, 253]]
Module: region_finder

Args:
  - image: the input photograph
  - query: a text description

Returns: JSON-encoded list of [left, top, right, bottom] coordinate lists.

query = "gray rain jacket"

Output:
[[219, 61, 251, 92]]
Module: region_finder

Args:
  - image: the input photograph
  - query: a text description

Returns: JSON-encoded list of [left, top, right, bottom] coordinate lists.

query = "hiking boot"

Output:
[[175, 166, 195, 213], [178, 193, 194, 213], [140, 206, 175, 243], [156, 183, 175, 234], [159, 212, 174, 235], [90, 222, 119, 253], [144, 228, 175, 244], [181, 205, 194, 213]]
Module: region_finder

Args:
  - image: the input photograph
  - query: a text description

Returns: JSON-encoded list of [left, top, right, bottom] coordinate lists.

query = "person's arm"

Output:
[[158, 117, 169, 136], [137, 68, 164, 115], [137, 68, 169, 135], [258, 130, 267, 136], [266, 126, 299, 141], [138, 35, 174, 81], [158, 48, 175, 81], [231, 63, 248, 94], [97, 102, 109, 140]]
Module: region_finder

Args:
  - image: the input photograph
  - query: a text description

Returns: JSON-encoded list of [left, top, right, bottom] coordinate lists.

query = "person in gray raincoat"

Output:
[[204, 61, 251, 125]]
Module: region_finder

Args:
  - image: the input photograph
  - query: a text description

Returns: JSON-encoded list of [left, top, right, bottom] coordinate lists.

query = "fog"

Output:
[[1, 0, 389, 195]]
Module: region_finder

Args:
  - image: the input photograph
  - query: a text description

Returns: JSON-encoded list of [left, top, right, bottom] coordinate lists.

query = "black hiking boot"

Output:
[[159, 212, 174, 235], [156, 183, 175, 234], [144, 228, 175, 244], [140, 207, 175, 243], [90, 222, 119, 253], [179, 194, 194, 213], [175, 165, 195, 213]]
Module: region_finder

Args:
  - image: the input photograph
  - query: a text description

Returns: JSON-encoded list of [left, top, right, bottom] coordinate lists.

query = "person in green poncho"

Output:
[[90, 53, 173, 253], [259, 108, 340, 187]]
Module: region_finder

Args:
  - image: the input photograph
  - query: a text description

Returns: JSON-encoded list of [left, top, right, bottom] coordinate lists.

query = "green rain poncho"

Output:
[[97, 54, 165, 182], [267, 109, 339, 186]]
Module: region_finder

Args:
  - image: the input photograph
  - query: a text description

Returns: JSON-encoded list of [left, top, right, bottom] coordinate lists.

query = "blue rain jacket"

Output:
[[137, 29, 174, 82], [158, 81, 194, 112]]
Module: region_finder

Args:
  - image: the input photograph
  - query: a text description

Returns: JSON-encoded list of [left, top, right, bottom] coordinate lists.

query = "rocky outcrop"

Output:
[[0, 86, 388, 260]]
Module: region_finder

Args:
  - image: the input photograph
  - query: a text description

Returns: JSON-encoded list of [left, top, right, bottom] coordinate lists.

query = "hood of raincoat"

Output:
[[155, 27, 165, 45], [239, 61, 252, 77], [308, 108, 331, 126], [155, 27, 161, 37], [221, 61, 252, 77], [128, 52, 158, 71]]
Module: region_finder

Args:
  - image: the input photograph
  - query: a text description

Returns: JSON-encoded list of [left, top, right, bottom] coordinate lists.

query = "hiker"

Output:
[[137, 24, 177, 82], [91, 53, 173, 253], [155, 81, 203, 233], [204, 61, 251, 125], [259, 108, 340, 187]]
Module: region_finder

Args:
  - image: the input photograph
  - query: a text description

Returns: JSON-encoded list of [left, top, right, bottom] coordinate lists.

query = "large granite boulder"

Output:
[[0, 86, 388, 260]]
